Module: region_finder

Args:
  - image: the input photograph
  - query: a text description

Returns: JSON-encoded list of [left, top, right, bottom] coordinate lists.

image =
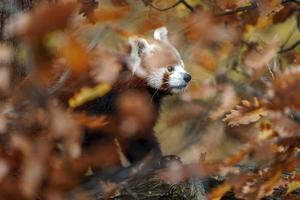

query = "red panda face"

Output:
[[128, 27, 191, 93]]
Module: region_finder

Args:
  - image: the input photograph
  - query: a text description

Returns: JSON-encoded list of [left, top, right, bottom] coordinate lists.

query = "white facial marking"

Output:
[[169, 64, 189, 93], [147, 68, 164, 89]]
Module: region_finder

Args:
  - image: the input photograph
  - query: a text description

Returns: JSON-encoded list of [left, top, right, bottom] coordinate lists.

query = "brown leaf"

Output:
[[208, 183, 231, 200], [257, 0, 283, 16], [273, 3, 299, 23], [213, 0, 250, 10], [79, 0, 99, 23], [270, 66, 300, 110], [137, 14, 164, 34], [49, 102, 82, 158], [93, 6, 130, 23], [111, 0, 129, 7], [60, 35, 90, 74], [243, 42, 278, 79], [257, 168, 282, 198], [5, 2, 77, 38], [73, 112, 108, 129], [90, 46, 122, 84], [194, 49, 217, 72], [269, 111, 300, 137], [186, 12, 236, 45], [223, 98, 268, 127], [210, 85, 238, 120]]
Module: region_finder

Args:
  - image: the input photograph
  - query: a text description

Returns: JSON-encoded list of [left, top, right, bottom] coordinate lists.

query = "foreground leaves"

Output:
[[223, 98, 268, 127]]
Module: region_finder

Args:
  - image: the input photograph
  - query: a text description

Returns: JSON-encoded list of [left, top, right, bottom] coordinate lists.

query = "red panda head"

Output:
[[127, 27, 191, 93]]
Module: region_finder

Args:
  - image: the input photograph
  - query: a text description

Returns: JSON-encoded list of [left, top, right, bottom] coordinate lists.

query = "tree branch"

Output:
[[216, 0, 300, 17], [179, 0, 194, 12], [216, 3, 257, 17], [144, 0, 194, 12], [278, 40, 300, 53]]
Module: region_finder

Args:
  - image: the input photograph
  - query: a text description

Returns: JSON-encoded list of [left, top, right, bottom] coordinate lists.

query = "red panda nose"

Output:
[[183, 73, 192, 83]]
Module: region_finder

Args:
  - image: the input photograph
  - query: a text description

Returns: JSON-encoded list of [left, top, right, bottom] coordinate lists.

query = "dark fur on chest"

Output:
[[77, 70, 169, 163]]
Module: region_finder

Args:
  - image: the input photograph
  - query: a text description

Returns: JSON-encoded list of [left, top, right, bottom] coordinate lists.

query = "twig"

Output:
[[216, 0, 300, 17], [179, 0, 194, 12], [278, 40, 300, 53], [216, 3, 257, 17], [280, 24, 297, 51], [144, 0, 194, 12], [282, 0, 300, 4]]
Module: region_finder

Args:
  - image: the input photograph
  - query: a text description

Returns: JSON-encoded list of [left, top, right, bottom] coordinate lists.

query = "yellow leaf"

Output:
[[256, 16, 273, 29], [69, 83, 111, 108], [287, 181, 300, 194], [208, 183, 231, 200]]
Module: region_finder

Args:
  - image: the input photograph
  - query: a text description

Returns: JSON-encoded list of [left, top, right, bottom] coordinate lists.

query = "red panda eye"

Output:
[[167, 66, 174, 72]]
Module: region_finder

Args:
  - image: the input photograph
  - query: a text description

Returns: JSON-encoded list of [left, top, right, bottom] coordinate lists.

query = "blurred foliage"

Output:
[[1, 0, 300, 199]]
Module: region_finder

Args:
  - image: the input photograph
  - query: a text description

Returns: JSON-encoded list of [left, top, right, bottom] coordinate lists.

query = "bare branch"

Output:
[[144, 0, 194, 12], [216, 3, 257, 17], [216, 0, 300, 17], [179, 0, 194, 12], [278, 40, 300, 53]]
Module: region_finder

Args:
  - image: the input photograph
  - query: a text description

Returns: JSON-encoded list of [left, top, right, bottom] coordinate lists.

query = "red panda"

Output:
[[77, 27, 191, 168]]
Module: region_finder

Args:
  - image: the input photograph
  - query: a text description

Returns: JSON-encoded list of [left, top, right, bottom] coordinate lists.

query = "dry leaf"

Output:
[[287, 181, 300, 194], [60, 35, 90, 74], [79, 0, 99, 23], [69, 83, 111, 108], [93, 6, 130, 23], [208, 183, 231, 200], [73, 112, 108, 129], [244, 42, 278, 79], [5, 2, 77, 38], [223, 98, 268, 127], [257, 0, 283, 16], [270, 66, 300, 110], [210, 85, 238, 120]]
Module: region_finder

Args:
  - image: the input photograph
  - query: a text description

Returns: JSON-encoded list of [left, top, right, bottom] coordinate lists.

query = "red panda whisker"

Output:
[[151, 88, 160, 102]]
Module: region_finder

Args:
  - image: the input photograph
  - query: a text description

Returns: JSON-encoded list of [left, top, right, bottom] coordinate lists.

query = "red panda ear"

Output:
[[154, 27, 168, 42], [127, 37, 149, 77], [129, 37, 150, 57]]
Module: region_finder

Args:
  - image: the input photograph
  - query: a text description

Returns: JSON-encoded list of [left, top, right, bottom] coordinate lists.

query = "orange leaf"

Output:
[[61, 35, 90, 74], [208, 183, 231, 200], [93, 6, 130, 23], [5, 2, 77, 38], [74, 112, 108, 129], [223, 98, 268, 127]]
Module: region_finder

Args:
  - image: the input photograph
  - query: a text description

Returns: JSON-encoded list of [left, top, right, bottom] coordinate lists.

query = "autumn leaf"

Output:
[[79, 0, 99, 23], [269, 66, 300, 110], [68, 83, 111, 108], [223, 98, 268, 127], [287, 181, 300, 193], [5, 2, 77, 38], [194, 48, 217, 72], [93, 6, 130, 23], [73, 112, 108, 129], [257, 168, 282, 198], [210, 85, 238, 120], [60, 35, 90, 74], [257, 0, 283, 16], [243, 42, 278, 79], [111, 0, 129, 7], [208, 183, 231, 200]]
